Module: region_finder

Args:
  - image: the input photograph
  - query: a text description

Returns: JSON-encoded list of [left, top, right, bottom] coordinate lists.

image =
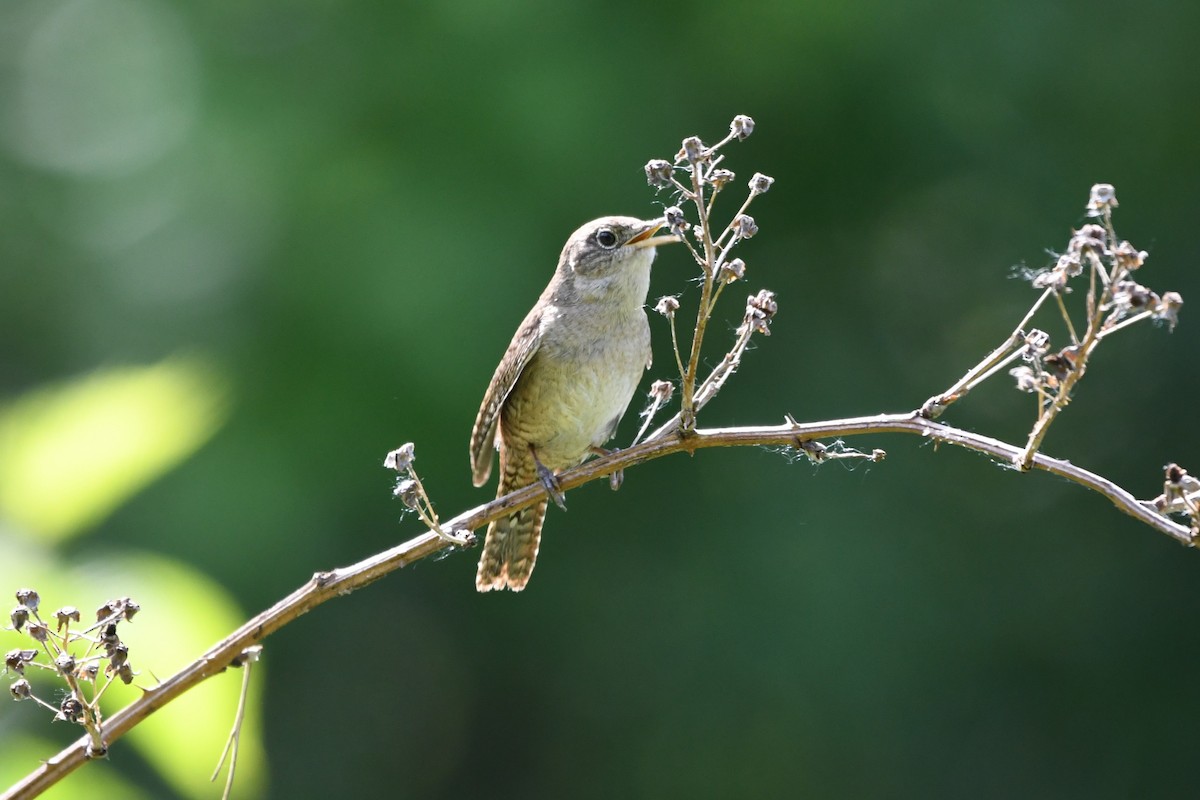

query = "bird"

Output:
[[469, 216, 676, 591]]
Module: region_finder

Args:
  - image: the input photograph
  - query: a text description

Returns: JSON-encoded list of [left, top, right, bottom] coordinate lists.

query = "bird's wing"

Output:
[[470, 307, 543, 487]]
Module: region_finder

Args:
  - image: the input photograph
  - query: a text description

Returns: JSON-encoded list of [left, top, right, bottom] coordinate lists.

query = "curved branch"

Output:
[[4, 411, 1191, 799]]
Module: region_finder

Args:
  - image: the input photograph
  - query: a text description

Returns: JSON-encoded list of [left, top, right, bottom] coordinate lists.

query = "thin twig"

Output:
[[919, 287, 1055, 419], [210, 646, 260, 800]]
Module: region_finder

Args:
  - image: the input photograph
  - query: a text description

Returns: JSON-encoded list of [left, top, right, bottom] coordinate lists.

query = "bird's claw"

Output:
[[533, 453, 568, 511]]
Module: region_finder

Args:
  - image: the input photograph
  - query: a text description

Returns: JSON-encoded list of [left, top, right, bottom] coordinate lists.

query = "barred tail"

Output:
[[476, 452, 548, 592]]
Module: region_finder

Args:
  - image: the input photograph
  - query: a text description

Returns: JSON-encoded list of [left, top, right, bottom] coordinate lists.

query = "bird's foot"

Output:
[[532, 448, 568, 511], [590, 446, 623, 491]]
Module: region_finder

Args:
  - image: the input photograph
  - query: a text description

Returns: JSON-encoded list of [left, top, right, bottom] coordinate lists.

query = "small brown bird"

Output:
[[470, 216, 675, 591]]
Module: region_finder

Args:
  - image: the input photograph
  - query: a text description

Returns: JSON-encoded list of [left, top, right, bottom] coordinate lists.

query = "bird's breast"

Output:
[[501, 303, 650, 470]]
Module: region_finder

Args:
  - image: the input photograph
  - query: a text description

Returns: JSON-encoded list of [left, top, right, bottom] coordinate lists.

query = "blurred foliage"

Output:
[[0, 360, 260, 798], [0, 358, 228, 541], [2, 0, 1199, 797], [0, 738, 151, 800]]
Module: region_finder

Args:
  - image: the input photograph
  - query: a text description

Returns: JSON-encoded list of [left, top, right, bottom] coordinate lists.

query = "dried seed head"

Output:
[[383, 443, 416, 473], [5, 648, 38, 675], [644, 159, 674, 188], [96, 600, 118, 622], [55, 607, 81, 632], [10, 679, 31, 700], [393, 478, 420, 509], [1056, 252, 1083, 278], [1044, 346, 1080, 380], [730, 114, 756, 141], [1156, 462, 1200, 513], [1086, 183, 1118, 217], [1022, 329, 1051, 355], [1069, 224, 1107, 254], [100, 623, 119, 652], [55, 653, 76, 675], [26, 620, 49, 643], [748, 289, 777, 319], [1156, 291, 1183, 331], [1032, 252, 1083, 290], [679, 136, 707, 164], [95, 597, 138, 622], [664, 206, 688, 237], [10, 605, 29, 632], [121, 598, 140, 621], [649, 380, 675, 404], [708, 168, 735, 189], [1033, 273, 1065, 292], [732, 215, 759, 239], [1111, 280, 1158, 316], [1031, 266, 1068, 292], [108, 643, 130, 670], [654, 296, 680, 318], [116, 663, 135, 685], [58, 696, 84, 722], [77, 662, 100, 682], [1113, 240, 1147, 272], [15, 589, 39, 612], [741, 289, 779, 336], [718, 258, 746, 284], [748, 172, 775, 194], [1010, 365, 1039, 393]]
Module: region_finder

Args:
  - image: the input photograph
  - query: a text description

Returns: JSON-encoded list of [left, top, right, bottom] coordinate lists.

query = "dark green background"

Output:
[[3, 0, 1198, 796]]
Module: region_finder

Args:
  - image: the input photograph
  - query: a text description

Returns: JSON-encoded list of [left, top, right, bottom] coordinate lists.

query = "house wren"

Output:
[[469, 216, 677, 592]]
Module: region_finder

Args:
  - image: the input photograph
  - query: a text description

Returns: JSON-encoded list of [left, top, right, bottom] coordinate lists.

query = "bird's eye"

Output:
[[595, 228, 618, 249]]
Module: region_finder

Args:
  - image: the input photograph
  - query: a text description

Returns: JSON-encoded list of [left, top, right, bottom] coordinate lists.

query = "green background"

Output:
[[2, 0, 1198, 797]]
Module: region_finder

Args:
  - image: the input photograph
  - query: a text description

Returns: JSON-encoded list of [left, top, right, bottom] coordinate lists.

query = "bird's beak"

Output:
[[627, 218, 681, 249]]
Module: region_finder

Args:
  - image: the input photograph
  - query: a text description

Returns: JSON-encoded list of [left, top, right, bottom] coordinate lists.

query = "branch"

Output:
[[5, 410, 1192, 799], [6, 126, 1190, 799]]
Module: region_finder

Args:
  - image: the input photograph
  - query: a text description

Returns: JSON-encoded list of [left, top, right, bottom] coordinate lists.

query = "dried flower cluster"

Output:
[[384, 442, 473, 546], [1149, 462, 1200, 535], [638, 114, 779, 435], [920, 183, 1184, 486], [1007, 185, 1181, 465], [5, 589, 142, 757]]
